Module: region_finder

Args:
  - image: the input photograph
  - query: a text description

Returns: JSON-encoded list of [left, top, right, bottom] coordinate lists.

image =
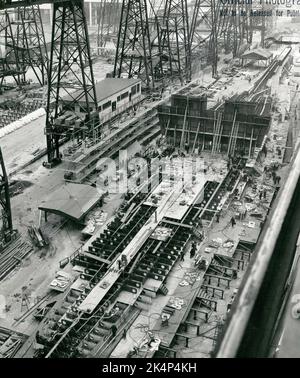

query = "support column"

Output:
[[89, 1, 92, 26], [45, 0, 98, 163]]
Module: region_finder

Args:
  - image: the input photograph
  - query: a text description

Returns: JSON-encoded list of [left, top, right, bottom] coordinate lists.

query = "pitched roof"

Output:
[[241, 49, 273, 60], [39, 183, 103, 222], [62, 78, 141, 105]]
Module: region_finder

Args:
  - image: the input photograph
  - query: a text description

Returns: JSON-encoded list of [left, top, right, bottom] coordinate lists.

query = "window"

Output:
[[121, 92, 128, 100], [137, 84, 140, 92], [117, 96, 121, 102], [131, 85, 137, 96], [102, 101, 111, 110]]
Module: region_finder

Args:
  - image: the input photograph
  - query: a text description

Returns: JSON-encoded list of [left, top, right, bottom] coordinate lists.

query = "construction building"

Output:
[[0, 0, 299, 363]]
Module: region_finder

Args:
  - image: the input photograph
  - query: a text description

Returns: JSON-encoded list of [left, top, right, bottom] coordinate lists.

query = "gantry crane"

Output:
[[0, 4, 48, 87]]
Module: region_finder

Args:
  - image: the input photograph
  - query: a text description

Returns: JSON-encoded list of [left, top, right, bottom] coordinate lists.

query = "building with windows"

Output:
[[61, 77, 142, 123]]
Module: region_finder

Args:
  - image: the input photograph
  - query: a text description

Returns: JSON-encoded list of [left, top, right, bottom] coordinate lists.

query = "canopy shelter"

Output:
[[241, 49, 273, 67], [39, 183, 103, 224]]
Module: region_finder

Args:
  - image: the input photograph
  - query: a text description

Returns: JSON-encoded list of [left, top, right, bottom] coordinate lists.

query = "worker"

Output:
[[259, 191, 263, 200], [230, 216, 236, 227], [262, 144, 267, 157], [190, 242, 197, 259], [263, 189, 267, 199], [241, 208, 247, 220], [35, 330, 41, 344], [180, 250, 185, 261], [216, 212, 220, 223]]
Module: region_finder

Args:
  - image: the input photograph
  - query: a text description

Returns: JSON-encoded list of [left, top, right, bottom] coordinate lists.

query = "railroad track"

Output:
[[13, 292, 57, 327]]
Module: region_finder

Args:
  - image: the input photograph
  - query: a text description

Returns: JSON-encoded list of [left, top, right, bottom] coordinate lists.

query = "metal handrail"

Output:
[[216, 141, 300, 358]]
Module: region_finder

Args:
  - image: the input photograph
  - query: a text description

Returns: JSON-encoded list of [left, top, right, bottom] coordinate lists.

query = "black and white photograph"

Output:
[[0, 0, 299, 367]]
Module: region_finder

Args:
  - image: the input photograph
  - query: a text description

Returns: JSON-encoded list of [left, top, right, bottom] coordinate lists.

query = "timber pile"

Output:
[[0, 236, 34, 281], [0, 326, 28, 358]]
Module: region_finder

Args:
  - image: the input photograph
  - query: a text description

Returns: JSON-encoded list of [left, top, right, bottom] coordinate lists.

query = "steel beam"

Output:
[[14, 5, 48, 85], [156, 0, 191, 84], [113, 0, 154, 90], [0, 10, 24, 87], [45, 0, 98, 163]]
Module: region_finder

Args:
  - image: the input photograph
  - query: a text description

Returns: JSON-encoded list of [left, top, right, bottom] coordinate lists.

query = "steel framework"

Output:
[[96, 0, 121, 51], [14, 5, 48, 85], [0, 6, 48, 88], [113, 0, 154, 90], [251, 0, 268, 48], [0, 10, 24, 88], [0, 147, 13, 245], [189, 0, 265, 76], [157, 0, 191, 84], [45, 0, 98, 163]]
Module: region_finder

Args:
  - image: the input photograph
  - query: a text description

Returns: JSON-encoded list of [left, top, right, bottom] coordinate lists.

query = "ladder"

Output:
[[212, 112, 223, 154], [164, 118, 170, 138], [248, 128, 254, 158], [215, 112, 224, 154], [229, 121, 239, 156], [21, 293, 30, 313], [212, 319, 224, 349], [192, 122, 201, 153], [180, 104, 189, 151], [227, 110, 237, 156]]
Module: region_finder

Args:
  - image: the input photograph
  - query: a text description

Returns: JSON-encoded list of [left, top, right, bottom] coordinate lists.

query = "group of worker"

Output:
[[272, 172, 281, 185], [180, 241, 198, 261], [259, 189, 268, 200]]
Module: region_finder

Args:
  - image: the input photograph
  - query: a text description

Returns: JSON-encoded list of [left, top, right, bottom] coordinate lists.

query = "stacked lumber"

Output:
[[0, 326, 28, 358], [0, 236, 34, 281]]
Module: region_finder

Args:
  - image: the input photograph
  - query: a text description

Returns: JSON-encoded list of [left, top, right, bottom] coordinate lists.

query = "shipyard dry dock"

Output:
[[0, 0, 299, 361]]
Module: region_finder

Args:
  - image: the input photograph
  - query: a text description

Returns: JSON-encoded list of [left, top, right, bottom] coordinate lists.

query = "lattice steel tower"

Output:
[[113, 0, 154, 90], [14, 5, 48, 86], [157, 0, 191, 84], [46, 0, 98, 163]]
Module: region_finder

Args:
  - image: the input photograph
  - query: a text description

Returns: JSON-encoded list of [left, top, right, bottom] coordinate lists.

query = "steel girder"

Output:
[[97, 0, 121, 51], [250, 0, 273, 48], [222, 3, 253, 56], [45, 0, 98, 163], [0, 10, 24, 88], [0, 147, 13, 245], [113, 0, 154, 90], [14, 5, 48, 85], [189, 0, 256, 76], [157, 0, 191, 84], [189, 0, 222, 76]]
